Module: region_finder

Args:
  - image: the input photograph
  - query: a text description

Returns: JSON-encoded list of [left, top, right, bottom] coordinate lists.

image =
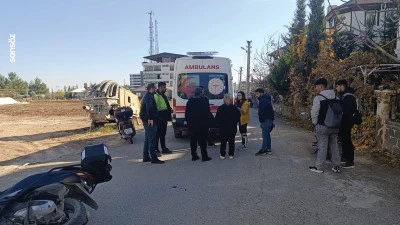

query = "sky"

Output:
[[0, 0, 344, 90]]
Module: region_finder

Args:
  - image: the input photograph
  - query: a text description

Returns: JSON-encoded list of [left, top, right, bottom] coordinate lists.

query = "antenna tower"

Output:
[[148, 11, 154, 56], [155, 20, 159, 54]]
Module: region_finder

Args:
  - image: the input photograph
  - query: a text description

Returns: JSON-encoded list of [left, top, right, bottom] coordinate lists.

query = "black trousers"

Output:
[[220, 134, 235, 156], [339, 124, 354, 162], [190, 131, 209, 159], [156, 119, 168, 150]]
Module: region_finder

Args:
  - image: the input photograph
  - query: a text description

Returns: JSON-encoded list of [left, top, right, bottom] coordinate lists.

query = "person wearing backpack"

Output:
[[309, 78, 342, 173], [336, 79, 357, 168]]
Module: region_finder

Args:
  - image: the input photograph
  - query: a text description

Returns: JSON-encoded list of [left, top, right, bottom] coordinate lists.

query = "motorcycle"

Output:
[[0, 144, 112, 225], [114, 106, 136, 144]]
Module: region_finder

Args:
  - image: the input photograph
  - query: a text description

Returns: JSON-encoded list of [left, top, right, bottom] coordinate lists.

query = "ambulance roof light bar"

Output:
[[187, 51, 218, 56]]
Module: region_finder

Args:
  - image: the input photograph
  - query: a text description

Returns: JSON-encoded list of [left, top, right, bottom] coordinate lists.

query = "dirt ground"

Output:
[[0, 100, 136, 177]]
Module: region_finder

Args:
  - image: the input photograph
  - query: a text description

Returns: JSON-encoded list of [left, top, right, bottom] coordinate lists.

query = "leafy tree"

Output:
[[305, 0, 326, 77], [267, 52, 292, 95], [6, 72, 28, 95], [332, 30, 358, 60], [29, 77, 49, 96], [381, 11, 399, 55], [283, 0, 307, 46], [54, 90, 65, 99]]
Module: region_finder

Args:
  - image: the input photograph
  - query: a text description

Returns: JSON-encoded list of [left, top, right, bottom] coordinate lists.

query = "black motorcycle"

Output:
[[0, 144, 112, 225], [114, 106, 136, 144]]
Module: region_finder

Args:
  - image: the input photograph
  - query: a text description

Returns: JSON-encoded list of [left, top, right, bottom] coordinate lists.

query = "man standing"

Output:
[[309, 78, 341, 173], [336, 79, 357, 168], [199, 87, 217, 147], [254, 88, 275, 156], [154, 82, 173, 155], [140, 83, 164, 164], [185, 87, 212, 162]]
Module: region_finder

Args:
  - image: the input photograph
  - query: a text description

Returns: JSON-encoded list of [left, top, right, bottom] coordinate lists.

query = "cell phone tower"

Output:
[[155, 19, 159, 54], [148, 11, 154, 56]]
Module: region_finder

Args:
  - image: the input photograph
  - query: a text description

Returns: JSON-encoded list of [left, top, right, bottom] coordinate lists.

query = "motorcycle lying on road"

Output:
[[114, 106, 136, 144], [0, 144, 112, 225]]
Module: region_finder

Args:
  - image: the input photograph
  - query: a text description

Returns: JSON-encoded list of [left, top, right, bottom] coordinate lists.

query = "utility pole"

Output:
[[238, 66, 243, 90], [234, 67, 243, 91], [245, 41, 252, 97]]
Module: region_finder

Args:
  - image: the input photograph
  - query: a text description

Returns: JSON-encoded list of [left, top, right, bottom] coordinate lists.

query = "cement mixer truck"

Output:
[[82, 80, 140, 128]]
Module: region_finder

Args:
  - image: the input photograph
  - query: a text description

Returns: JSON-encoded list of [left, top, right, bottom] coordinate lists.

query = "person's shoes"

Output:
[[143, 158, 151, 163], [155, 149, 162, 157], [192, 155, 200, 161], [151, 159, 165, 164], [229, 156, 234, 160], [342, 161, 355, 168], [220, 155, 225, 160], [202, 157, 212, 162], [266, 149, 272, 155], [255, 150, 267, 156], [341, 158, 347, 164], [332, 166, 341, 173], [309, 166, 324, 173], [162, 148, 173, 154]]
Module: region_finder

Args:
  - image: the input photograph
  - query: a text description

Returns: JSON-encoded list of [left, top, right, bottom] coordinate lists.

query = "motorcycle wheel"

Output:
[[61, 198, 88, 225]]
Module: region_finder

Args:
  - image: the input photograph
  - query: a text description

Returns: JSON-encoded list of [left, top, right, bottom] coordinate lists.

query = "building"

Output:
[[142, 52, 187, 87], [129, 72, 144, 89], [326, 0, 396, 39]]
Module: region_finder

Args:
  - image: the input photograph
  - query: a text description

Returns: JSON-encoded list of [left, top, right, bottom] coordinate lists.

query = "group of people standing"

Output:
[[309, 78, 358, 173], [139, 82, 172, 164], [139, 82, 276, 164], [185, 86, 275, 161]]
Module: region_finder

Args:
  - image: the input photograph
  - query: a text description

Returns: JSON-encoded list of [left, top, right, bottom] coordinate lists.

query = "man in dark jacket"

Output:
[[140, 83, 164, 164], [185, 87, 213, 162], [254, 88, 275, 156], [154, 82, 173, 155], [336, 79, 357, 168]]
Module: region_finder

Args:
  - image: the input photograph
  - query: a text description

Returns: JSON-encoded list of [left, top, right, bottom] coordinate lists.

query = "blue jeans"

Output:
[[260, 119, 273, 150], [143, 122, 158, 160]]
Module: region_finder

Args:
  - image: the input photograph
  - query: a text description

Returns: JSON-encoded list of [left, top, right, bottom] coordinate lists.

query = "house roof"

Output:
[[143, 52, 187, 62], [327, 0, 395, 17]]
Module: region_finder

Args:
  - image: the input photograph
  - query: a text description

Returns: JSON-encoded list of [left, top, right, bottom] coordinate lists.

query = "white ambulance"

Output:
[[172, 52, 233, 138]]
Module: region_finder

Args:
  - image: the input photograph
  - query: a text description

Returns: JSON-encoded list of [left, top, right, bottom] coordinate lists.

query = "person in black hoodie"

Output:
[[185, 87, 213, 162], [336, 79, 357, 168], [216, 94, 241, 159], [254, 88, 275, 156], [140, 83, 164, 164]]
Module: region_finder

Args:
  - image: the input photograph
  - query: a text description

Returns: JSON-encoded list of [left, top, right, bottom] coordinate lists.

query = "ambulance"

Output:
[[172, 52, 233, 138]]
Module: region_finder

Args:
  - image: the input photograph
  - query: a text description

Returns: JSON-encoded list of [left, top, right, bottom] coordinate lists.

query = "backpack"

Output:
[[343, 93, 363, 125], [318, 94, 343, 128]]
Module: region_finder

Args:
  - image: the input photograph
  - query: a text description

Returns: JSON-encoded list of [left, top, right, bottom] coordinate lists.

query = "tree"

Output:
[[0, 74, 8, 89], [332, 30, 358, 60], [7, 72, 28, 95], [54, 90, 65, 99], [381, 11, 399, 55], [268, 52, 292, 95], [283, 0, 307, 46], [305, 0, 326, 76], [29, 77, 49, 96]]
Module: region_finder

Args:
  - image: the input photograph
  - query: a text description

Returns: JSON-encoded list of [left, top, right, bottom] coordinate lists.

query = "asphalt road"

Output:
[[86, 109, 400, 225]]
